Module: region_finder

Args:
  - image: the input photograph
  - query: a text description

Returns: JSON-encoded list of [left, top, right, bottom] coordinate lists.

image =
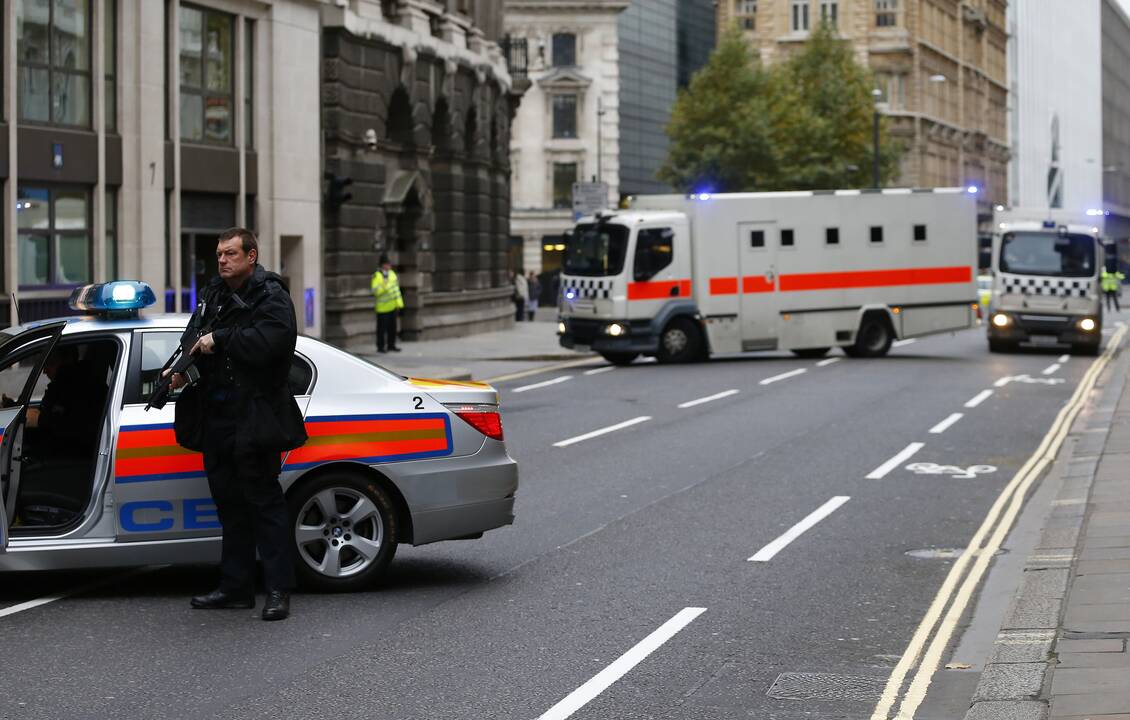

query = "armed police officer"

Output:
[[167, 227, 307, 621]]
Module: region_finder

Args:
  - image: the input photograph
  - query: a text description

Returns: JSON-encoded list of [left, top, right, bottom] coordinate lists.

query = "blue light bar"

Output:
[[966, 185, 979, 194], [69, 281, 157, 315]]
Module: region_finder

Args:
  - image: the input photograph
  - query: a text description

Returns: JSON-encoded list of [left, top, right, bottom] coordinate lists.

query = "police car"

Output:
[[0, 282, 517, 591]]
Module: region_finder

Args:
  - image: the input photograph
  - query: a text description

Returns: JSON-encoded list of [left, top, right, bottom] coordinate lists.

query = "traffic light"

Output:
[[324, 171, 353, 211]]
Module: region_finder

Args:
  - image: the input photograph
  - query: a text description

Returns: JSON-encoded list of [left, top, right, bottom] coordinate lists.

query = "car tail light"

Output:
[[446, 403, 504, 441]]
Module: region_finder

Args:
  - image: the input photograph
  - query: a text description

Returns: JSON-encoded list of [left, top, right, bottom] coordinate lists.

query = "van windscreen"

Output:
[[564, 223, 629, 277], [1000, 232, 1095, 278]]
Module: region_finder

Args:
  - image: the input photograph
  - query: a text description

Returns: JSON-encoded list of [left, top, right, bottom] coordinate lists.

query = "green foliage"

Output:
[[660, 22, 904, 193]]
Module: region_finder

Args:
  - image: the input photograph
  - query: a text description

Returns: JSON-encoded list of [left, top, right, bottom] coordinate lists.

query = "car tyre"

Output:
[[600, 351, 639, 366], [288, 471, 399, 592], [657, 317, 704, 364], [845, 316, 893, 358], [791, 347, 830, 359]]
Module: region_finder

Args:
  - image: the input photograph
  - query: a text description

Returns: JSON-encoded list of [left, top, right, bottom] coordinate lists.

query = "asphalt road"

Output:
[[2, 316, 1125, 720]]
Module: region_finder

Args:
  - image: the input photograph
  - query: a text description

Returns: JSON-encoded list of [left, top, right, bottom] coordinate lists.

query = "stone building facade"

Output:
[[721, 0, 1009, 217], [321, 1, 520, 348]]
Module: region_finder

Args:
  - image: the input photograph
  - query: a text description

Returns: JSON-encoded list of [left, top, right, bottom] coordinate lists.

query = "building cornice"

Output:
[[505, 0, 629, 13]]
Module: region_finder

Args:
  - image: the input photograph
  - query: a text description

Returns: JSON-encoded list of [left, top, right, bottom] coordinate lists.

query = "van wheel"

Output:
[[288, 472, 398, 592], [792, 347, 830, 359], [658, 317, 703, 363], [848, 316, 894, 358], [600, 352, 638, 366]]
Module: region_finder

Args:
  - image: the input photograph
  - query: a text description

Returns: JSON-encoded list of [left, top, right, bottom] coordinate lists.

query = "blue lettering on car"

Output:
[[120, 498, 221, 532]]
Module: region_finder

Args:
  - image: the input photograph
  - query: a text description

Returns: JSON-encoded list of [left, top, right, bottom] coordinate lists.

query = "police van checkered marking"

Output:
[[1000, 275, 1092, 298], [563, 278, 612, 300]]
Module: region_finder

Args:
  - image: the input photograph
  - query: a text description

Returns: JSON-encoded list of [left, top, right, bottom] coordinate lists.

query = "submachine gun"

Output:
[[145, 293, 246, 411]]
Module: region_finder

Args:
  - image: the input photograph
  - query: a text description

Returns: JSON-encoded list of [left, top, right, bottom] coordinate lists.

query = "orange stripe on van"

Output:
[[709, 277, 739, 295], [627, 279, 692, 300], [778, 266, 972, 292], [742, 276, 775, 293]]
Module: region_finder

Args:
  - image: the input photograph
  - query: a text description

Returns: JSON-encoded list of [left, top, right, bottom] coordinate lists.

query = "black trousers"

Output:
[[205, 446, 295, 594], [376, 311, 398, 351], [1105, 290, 1121, 312]]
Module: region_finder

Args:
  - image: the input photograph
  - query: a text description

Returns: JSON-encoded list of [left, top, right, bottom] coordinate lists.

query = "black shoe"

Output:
[[378, 349, 387, 354], [190, 589, 255, 609], [389, 346, 402, 352], [262, 590, 290, 621]]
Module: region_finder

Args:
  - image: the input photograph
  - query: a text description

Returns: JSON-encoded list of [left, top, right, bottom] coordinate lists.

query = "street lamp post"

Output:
[[872, 88, 883, 188]]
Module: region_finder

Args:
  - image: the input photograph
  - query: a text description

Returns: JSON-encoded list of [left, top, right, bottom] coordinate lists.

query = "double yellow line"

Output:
[[870, 325, 1127, 720]]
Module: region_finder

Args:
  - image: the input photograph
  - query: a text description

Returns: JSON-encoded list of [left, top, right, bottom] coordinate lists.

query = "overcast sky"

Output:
[[1120, 0, 1130, 16]]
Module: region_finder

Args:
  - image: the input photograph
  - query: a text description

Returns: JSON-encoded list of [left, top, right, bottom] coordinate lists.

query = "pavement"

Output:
[[356, 309, 593, 382], [960, 325, 1130, 720]]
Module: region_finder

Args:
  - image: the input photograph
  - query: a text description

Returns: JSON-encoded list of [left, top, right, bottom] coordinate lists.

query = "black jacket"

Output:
[[174, 265, 308, 454]]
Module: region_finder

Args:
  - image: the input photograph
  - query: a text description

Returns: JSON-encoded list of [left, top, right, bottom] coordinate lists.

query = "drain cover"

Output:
[[766, 672, 887, 702]]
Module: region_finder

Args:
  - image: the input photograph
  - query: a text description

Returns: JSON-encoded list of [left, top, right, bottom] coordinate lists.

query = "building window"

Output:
[[17, 185, 91, 287], [790, 0, 810, 32], [876, 0, 898, 27], [875, 72, 906, 110], [105, 0, 116, 131], [820, 1, 837, 26], [552, 33, 576, 67], [244, 20, 253, 148], [552, 94, 577, 139], [552, 162, 576, 209], [17, 0, 93, 126], [736, 0, 757, 30], [179, 4, 234, 145]]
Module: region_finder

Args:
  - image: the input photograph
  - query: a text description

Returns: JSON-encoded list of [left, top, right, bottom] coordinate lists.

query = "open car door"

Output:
[[0, 321, 67, 552]]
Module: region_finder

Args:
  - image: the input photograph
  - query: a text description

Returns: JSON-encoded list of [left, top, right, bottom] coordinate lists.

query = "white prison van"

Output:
[[986, 208, 1104, 355], [557, 188, 979, 364]]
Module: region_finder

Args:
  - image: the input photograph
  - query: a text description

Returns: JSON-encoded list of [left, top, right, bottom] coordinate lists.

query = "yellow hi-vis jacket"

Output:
[[371, 269, 405, 314], [1102, 269, 1126, 292]]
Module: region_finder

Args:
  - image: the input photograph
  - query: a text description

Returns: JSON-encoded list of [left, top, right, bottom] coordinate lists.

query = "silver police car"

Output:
[[0, 282, 517, 591]]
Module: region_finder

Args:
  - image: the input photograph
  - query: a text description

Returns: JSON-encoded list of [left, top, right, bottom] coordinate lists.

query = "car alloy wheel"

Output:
[[295, 486, 386, 579]]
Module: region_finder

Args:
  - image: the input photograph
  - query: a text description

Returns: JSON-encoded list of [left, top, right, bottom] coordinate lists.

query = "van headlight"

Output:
[[991, 313, 1010, 328], [557, 321, 566, 335], [605, 322, 626, 337], [1079, 317, 1097, 332]]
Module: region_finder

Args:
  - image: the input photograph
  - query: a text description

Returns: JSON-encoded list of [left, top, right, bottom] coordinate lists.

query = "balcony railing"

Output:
[[502, 35, 528, 81]]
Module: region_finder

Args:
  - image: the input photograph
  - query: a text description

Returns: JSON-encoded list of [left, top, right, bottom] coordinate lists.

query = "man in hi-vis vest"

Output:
[[371, 254, 405, 352]]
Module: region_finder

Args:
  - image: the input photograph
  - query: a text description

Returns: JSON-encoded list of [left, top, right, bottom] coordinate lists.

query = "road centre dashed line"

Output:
[[678, 389, 739, 409], [760, 368, 807, 385], [537, 607, 707, 720], [1042, 363, 1061, 375], [748, 496, 851, 562], [0, 566, 161, 619], [1058, 354, 1070, 363], [553, 416, 651, 448], [928, 413, 963, 434], [964, 390, 993, 408], [866, 442, 925, 480], [512, 375, 572, 393], [892, 339, 917, 348], [583, 366, 616, 376], [816, 357, 841, 367]]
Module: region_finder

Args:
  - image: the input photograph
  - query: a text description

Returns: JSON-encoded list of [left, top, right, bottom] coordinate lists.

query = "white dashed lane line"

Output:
[[816, 357, 841, 367], [583, 366, 616, 376], [965, 390, 993, 408], [512, 376, 573, 393], [1042, 363, 1061, 375], [892, 339, 917, 348], [537, 607, 707, 720], [1058, 354, 1070, 363], [552, 416, 652, 448], [748, 496, 851, 562], [677, 389, 740, 409], [760, 368, 807, 385], [929, 413, 964, 434], [866, 442, 925, 480]]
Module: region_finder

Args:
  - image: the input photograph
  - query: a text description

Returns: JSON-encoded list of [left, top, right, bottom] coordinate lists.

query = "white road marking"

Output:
[[816, 357, 841, 367], [1042, 363, 1061, 375], [0, 566, 161, 619], [866, 442, 925, 480], [583, 366, 615, 376], [553, 416, 652, 448], [964, 390, 993, 408], [905, 462, 996, 480], [929, 413, 964, 434], [537, 607, 707, 720], [760, 368, 807, 385], [512, 375, 573, 393], [993, 376, 1011, 387], [892, 339, 917, 348], [1058, 354, 1070, 363], [748, 496, 851, 562], [678, 389, 739, 409]]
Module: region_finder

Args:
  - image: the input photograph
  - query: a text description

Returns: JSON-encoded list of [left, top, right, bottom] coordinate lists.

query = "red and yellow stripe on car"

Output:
[[407, 377, 491, 390], [115, 424, 204, 483], [283, 413, 453, 470]]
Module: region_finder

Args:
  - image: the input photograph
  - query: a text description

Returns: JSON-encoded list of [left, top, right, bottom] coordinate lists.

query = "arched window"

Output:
[[464, 105, 478, 156], [387, 86, 414, 146], [432, 97, 451, 153]]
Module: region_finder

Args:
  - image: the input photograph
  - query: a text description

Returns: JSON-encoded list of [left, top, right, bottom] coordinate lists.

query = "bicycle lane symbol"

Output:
[[905, 462, 998, 480]]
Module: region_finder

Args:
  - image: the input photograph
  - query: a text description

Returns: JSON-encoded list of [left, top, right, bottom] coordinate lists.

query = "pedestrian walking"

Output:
[[526, 271, 541, 321], [371, 255, 405, 352], [169, 227, 308, 621], [513, 270, 529, 321], [1102, 267, 1125, 312]]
